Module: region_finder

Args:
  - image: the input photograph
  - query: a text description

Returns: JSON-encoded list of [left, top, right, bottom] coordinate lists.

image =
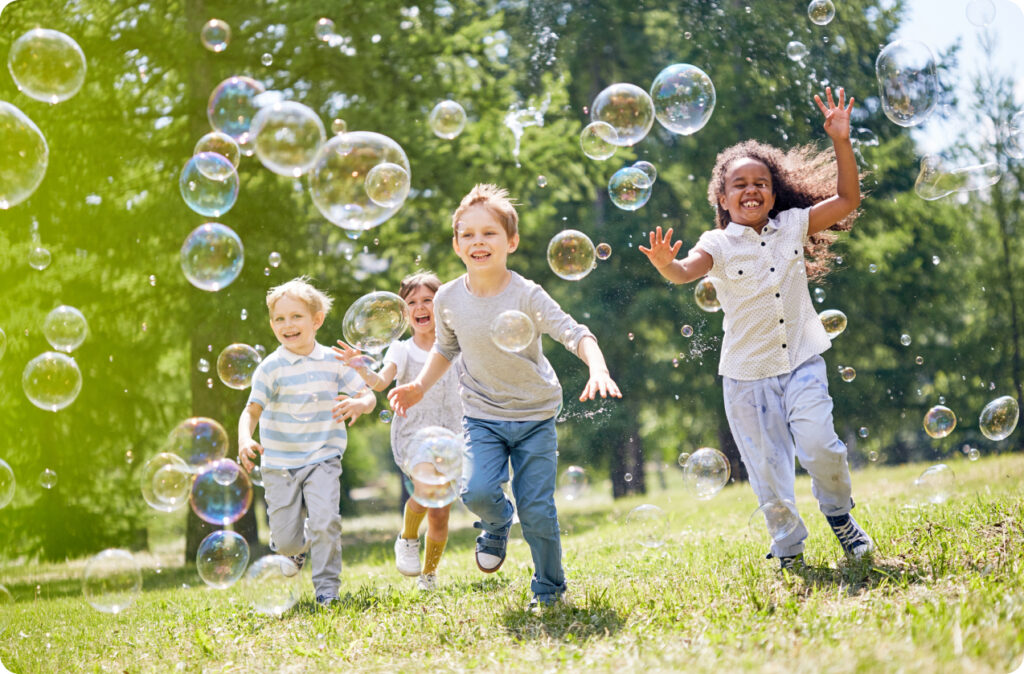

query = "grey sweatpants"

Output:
[[263, 456, 343, 598]]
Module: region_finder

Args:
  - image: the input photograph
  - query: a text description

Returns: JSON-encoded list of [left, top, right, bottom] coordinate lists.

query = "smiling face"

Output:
[[403, 284, 436, 338], [269, 294, 324, 355], [718, 157, 776, 229], [452, 204, 519, 272]]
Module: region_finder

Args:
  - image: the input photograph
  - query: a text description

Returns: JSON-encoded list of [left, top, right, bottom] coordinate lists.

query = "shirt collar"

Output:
[[724, 216, 780, 237], [277, 341, 328, 364]]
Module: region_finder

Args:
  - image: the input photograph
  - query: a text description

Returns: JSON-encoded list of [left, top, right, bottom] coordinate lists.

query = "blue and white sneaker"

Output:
[[826, 513, 874, 559], [766, 552, 805, 571], [473, 523, 507, 573]]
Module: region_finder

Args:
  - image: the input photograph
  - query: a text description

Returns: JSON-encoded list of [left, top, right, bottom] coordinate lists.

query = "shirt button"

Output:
[[779, 319, 784, 324], [770, 267, 775, 272], [775, 293, 780, 298], [761, 242, 766, 246], [738, 270, 743, 274], [782, 344, 787, 348]]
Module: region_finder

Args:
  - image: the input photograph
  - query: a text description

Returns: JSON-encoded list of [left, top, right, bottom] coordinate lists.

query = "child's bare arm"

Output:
[[333, 340, 398, 392], [237, 402, 263, 472], [809, 86, 861, 235], [576, 336, 622, 401], [639, 226, 713, 284]]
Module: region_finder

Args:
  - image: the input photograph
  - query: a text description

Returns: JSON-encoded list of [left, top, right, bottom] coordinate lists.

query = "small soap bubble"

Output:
[[694, 277, 721, 312], [557, 465, 588, 501], [900, 334, 911, 346], [536, 175, 548, 188], [591, 83, 655, 146], [978, 395, 1019, 441], [813, 287, 825, 304], [179, 153, 239, 217], [682, 448, 730, 499], [680, 325, 694, 338], [968, 447, 981, 461], [217, 343, 261, 389], [627, 332, 635, 341], [147, 274, 157, 287], [490, 310, 535, 353], [676, 452, 691, 467], [28, 247, 51, 271], [39, 468, 57, 489], [625, 504, 668, 548], [315, 17, 337, 41], [379, 409, 393, 424], [748, 499, 800, 542], [331, 118, 347, 135], [180, 223, 244, 292], [240, 309, 248, 321], [579, 121, 618, 160], [22, 351, 82, 412], [868, 264, 878, 273], [868, 450, 879, 462], [915, 355, 924, 365], [342, 291, 409, 355], [167, 416, 229, 469], [196, 530, 250, 589], [649, 64, 715, 136], [206, 378, 214, 388], [8, 29, 87, 104], [923, 405, 956, 439], [786, 41, 808, 61], [197, 358, 210, 373], [932, 255, 940, 266], [966, 0, 996, 27], [840, 366, 856, 382], [43, 305, 88, 352], [427, 100, 467, 139], [913, 463, 955, 504], [608, 166, 653, 211], [200, 19, 231, 52], [364, 162, 411, 208], [858, 427, 869, 438], [595, 242, 612, 260], [875, 40, 938, 127], [807, 0, 835, 25], [82, 549, 142, 614], [260, 53, 273, 67], [818, 309, 847, 339], [547, 229, 596, 281], [268, 251, 282, 268]]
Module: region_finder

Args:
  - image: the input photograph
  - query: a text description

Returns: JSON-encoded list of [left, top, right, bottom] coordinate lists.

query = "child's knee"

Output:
[[272, 529, 306, 555], [307, 512, 343, 540]]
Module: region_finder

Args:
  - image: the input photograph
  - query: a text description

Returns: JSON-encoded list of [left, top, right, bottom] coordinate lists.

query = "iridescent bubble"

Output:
[[682, 447, 730, 500], [966, 0, 996, 27], [916, 356, 924, 365], [28, 246, 51, 270], [596, 242, 612, 260], [536, 175, 548, 188], [913, 463, 955, 504], [0, 458, 15, 509], [818, 309, 847, 339], [923, 405, 956, 438], [167, 417, 229, 469], [807, 0, 835, 25], [625, 504, 668, 548], [190, 458, 253, 525], [547, 229, 596, 281], [858, 427, 869, 438], [557, 465, 588, 501], [261, 53, 273, 67], [242, 555, 303, 616], [979, 395, 1019, 441], [309, 132, 411, 233], [608, 166, 653, 211], [649, 64, 715, 136], [786, 41, 808, 61], [42, 305, 88, 353], [427, 100, 467, 140], [694, 277, 721, 312], [402, 473, 458, 509], [39, 468, 57, 489], [216, 343, 261, 389], [680, 325, 693, 338], [0, 102, 48, 210], [140, 452, 193, 512], [200, 19, 231, 52], [207, 76, 267, 151], [901, 333, 912, 346], [490, 310, 535, 353], [342, 291, 409, 355], [249, 464, 264, 487], [364, 162, 410, 208], [22, 351, 82, 412], [676, 452, 691, 467], [196, 530, 250, 589], [632, 160, 657, 186], [180, 223, 244, 292], [379, 409, 393, 424], [82, 549, 142, 614], [7, 29, 87, 104], [748, 499, 800, 542], [875, 40, 938, 127], [405, 427, 464, 484], [813, 287, 825, 304], [840, 366, 856, 382], [250, 101, 326, 177], [315, 17, 337, 42], [869, 264, 878, 273], [179, 153, 239, 217], [580, 121, 618, 160], [914, 155, 1000, 200], [590, 83, 655, 146], [193, 131, 240, 171], [268, 251, 282, 268], [331, 118, 347, 135]]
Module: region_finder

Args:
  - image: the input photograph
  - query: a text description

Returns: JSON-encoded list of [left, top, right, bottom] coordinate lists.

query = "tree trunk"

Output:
[[610, 430, 645, 498]]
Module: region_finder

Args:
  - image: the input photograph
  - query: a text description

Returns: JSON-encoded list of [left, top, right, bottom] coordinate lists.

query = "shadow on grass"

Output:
[[783, 554, 934, 594], [499, 587, 625, 642]]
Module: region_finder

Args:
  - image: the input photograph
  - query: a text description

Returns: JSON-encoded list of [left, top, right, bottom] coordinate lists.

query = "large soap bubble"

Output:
[[43, 305, 88, 352], [649, 64, 715, 136], [694, 277, 721, 312], [402, 473, 459, 509], [875, 40, 937, 128], [748, 499, 800, 542], [364, 162, 410, 208], [0, 458, 14, 509], [818, 309, 847, 339], [194, 131, 240, 172], [580, 121, 618, 160], [405, 427, 464, 484], [241, 555, 303, 616], [207, 76, 266, 152], [557, 465, 588, 501], [979, 395, 1018, 441], [309, 132, 411, 233], [167, 417, 229, 469], [82, 549, 142, 614], [632, 161, 657, 186], [7, 29, 87, 104], [923, 405, 956, 439], [250, 101, 326, 177], [624, 504, 668, 548], [140, 452, 193, 512], [427, 100, 467, 139], [807, 0, 836, 25], [682, 447, 730, 499], [22, 351, 82, 412], [914, 155, 1000, 200], [342, 291, 408, 355], [590, 83, 655, 147], [966, 0, 996, 27], [0, 102, 48, 210], [608, 166, 653, 211], [190, 458, 253, 525], [216, 343, 261, 389], [490, 310, 535, 353], [180, 223, 244, 292], [913, 463, 955, 504], [179, 153, 239, 217], [547, 229, 596, 281], [196, 530, 250, 589], [200, 19, 231, 52]]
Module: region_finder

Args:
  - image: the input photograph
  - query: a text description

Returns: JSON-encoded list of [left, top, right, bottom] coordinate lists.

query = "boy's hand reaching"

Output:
[[387, 381, 424, 417], [237, 438, 263, 472], [639, 227, 683, 270], [332, 392, 373, 426], [580, 370, 622, 402], [815, 86, 854, 142]]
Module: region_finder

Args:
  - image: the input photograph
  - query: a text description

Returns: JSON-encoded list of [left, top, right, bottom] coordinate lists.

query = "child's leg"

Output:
[[508, 417, 565, 600], [302, 457, 344, 599], [401, 498, 428, 539], [422, 505, 451, 574], [460, 418, 514, 534], [262, 467, 308, 556]]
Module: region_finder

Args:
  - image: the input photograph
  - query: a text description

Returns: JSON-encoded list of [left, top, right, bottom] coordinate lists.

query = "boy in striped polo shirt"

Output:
[[238, 277, 376, 608]]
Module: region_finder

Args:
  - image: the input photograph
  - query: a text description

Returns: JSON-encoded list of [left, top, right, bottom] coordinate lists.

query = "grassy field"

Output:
[[1, 454, 1023, 673]]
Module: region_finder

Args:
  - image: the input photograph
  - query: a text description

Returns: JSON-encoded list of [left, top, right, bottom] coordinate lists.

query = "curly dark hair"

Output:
[[706, 139, 861, 281]]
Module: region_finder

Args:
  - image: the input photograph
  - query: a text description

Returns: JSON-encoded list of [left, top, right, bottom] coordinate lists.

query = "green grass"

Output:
[[2, 455, 1024, 673]]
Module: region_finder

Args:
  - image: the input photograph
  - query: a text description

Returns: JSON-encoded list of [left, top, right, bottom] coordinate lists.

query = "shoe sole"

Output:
[[475, 554, 505, 573], [397, 567, 421, 577]]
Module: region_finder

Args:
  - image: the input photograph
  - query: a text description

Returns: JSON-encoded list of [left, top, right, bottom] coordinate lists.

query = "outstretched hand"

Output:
[[814, 86, 854, 142], [638, 226, 682, 270]]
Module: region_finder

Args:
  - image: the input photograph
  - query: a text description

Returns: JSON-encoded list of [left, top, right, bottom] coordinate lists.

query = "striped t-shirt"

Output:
[[247, 342, 368, 469]]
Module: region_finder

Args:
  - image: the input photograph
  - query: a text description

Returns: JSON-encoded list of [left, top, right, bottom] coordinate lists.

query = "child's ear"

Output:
[[508, 233, 520, 253], [313, 311, 325, 330], [718, 194, 728, 211]]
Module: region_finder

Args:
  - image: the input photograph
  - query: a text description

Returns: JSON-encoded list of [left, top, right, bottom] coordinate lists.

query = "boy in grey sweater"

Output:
[[389, 184, 621, 608]]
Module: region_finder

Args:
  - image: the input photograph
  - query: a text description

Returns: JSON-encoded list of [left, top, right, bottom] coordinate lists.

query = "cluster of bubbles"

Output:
[[748, 499, 800, 543], [694, 277, 721, 312], [402, 427, 464, 508], [914, 155, 1000, 201], [625, 504, 669, 548], [196, 530, 250, 589], [681, 447, 730, 500], [557, 465, 588, 501], [547, 229, 597, 281], [428, 100, 468, 139], [216, 343, 261, 389], [180, 223, 244, 291], [82, 549, 142, 614], [490, 310, 535, 353], [875, 40, 937, 128], [342, 291, 409, 355], [818, 309, 847, 339]]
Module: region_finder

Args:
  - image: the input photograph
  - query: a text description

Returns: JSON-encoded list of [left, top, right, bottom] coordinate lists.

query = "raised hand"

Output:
[[332, 340, 365, 368], [387, 382, 424, 417], [814, 86, 854, 142], [638, 226, 683, 270]]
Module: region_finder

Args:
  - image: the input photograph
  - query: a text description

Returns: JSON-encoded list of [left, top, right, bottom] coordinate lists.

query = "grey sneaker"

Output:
[[280, 553, 306, 577], [826, 513, 875, 559], [395, 536, 421, 577], [416, 572, 437, 591]]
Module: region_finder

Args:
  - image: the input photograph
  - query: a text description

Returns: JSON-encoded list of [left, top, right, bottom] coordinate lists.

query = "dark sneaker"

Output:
[[280, 553, 306, 577], [826, 513, 875, 559], [766, 551, 805, 571], [315, 594, 338, 609], [473, 523, 507, 573]]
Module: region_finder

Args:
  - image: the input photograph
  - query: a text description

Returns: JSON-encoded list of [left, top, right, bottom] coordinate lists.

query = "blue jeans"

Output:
[[460, 416, 565, 599]]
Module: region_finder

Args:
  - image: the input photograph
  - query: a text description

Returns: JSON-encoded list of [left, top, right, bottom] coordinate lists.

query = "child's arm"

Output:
[[808, 86, 861, 235], [387, 351, 452, 417], [576, 335, 622, 401], [332, 387, 377, 426], [333, 340, 398, 392], [639, 226, 713, 284], [238, 402, 264, 472]]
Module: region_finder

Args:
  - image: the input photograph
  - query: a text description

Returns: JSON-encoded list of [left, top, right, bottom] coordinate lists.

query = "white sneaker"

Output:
[[395, 536, 421, 576], [416, 573, 437, 591]]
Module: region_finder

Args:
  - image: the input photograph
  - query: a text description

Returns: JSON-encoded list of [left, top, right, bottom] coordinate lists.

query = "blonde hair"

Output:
[[266, 276, 333, 316], [451, 183, 519, 238], [398, 270, 441, 301]]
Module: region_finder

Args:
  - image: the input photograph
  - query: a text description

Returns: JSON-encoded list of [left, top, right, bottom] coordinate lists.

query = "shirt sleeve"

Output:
[[781, 206, 811, 241], [246, 359, 273, 408], [694, 229, 722, 275], [529, 284, 595, 357], [382, 341, 406, 373], [432, 288, 461, 362], [337, 364, 367, 397]]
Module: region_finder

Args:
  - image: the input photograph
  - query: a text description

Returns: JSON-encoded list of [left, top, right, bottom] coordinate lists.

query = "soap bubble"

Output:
[[590, 83, 654, 147], [167, 417, 229, 469], [557, 465, 588, 501], [309, 132, 411, 233], [364, 162, 410, 208], [403, 473, 458, 509], [786, 41, 808, 61], [242, 555, 303, 616], [7, 29, 87, 104], [0, 102, 49, 210], [490, 310, 535, 353], [331, 118, 347, 135], [596, 242, 612, 260], [875, 40, 938, 127], [0, 458, 15, 509], [405, 427, 464, 484], [914, 155, 1000, 200], [268, 251, 282, 268], [197, 357, 210, 373], [180, 223, 244, 292], [840, 366, 856, 382], [314, 17, 336, 41], [807, 0, 835, 25], [748, 499, 800, 542], [28, 246, 51, 270], [190, 458, 253, 525], [580, 121, 618, 160], [140, 452, 193, 512], [913, 463, 955, 504], [682, 448, 730, 499], [680, 325, 693, 338], [923, 405, 956, 438], [916, 356, 924, 365], [536, 175, 548, 188], [39, 468, 57, 490], [22, 351, 82, 412], [261, 53, 273, 67], [859, 426, 869, 438], [216, 343, 261, 389], [632, 161, 657, 186], [200, 19, 231, 52], [818, 309, 847, 339], [968, 447, 981, 461], [608, 166, 653, 211], [342, 291, 408, 355], [694, 277, 721, 312], [813, 287, 825, 304], [249, 464, 264, 487], [43, 305, 88, 352], [547, 229, 596, 281], [901, 333, 912, 346], [207, 76, 266, 151], [427, 100, 467, 139], [869, 264, 878, 273], [966, 0, 996, 26], [196, 530, 250, 589], [82, 549, 142, 614], [978, 395, 1019, 441], [379, 409, 393, 424], [179, 153, 239, 217], [649, 63, 715, 136], [250, 101, 326, 177], [194, 131, 240, 171], [625, 504, 668, 548]]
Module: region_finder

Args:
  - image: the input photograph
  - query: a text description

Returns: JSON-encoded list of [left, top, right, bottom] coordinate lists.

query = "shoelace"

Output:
[[829, 517, 864, 551]]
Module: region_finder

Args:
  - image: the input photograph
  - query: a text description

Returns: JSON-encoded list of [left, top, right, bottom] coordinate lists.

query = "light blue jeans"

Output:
[[460, 416, 565, 600], [723, 355, 854, 558]]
